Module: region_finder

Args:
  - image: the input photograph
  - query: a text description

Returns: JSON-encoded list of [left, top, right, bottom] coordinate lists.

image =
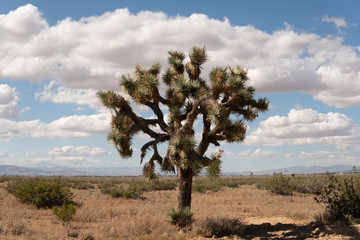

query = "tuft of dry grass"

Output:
[[0, 217, 30, 236], [195, 216, 246, 237]]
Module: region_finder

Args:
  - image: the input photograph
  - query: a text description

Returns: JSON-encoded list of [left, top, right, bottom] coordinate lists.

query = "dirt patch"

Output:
[[242, 217, 360, 240]]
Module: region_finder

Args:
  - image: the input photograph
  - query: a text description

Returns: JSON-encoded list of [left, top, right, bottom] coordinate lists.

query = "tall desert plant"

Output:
[[98, 46, 269, 212]]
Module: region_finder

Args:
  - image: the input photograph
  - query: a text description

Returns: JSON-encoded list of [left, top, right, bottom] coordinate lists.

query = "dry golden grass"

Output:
[[0, 179, 358, 239]]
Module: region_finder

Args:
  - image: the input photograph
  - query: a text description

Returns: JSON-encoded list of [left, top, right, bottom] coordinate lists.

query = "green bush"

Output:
[[100, 184, 144, 199], [259, 172, 294, 195], [6, 178, 74, 208], [167, 207, 194, 230], [193, 179, 222, 193], [290, 175, 327, 194], [0, 176, 11, 183], [69, 180, 95, 190], [99, 179, 177, 199], [315, 175, 360, 224], [52, 204, 77, 225], [145, 179, 177, 191]]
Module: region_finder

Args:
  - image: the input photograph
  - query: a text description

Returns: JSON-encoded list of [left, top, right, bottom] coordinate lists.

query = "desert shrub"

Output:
[[315, 175, 360, 224], [193, 176, 260, 194], [145, 179, 177, 191], [99, 179, 177, 199], [193, 183, 207, 193], [259, 172, 294, 195], [6, 178, 74, 208], [52, 203, 77, 225], [0, 176, 11, 183], [69, 180, 95, 190], [197, 217, 245, 237], [100, 184, 144, 199], [120, 186, 144, 199], [290, 175, 327, 194], [193, 179, 222, 193], [167, 207, 194, 229]]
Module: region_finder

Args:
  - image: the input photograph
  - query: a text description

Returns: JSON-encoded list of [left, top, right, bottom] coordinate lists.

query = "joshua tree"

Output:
[[97, 47, 269, 210]]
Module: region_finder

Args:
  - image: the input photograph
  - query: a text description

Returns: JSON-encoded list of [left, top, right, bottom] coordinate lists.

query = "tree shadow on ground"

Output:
[[242, 221, 360, 239]]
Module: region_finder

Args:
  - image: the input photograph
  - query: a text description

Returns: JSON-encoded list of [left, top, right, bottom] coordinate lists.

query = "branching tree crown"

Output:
[[98, 47, 269, 209]]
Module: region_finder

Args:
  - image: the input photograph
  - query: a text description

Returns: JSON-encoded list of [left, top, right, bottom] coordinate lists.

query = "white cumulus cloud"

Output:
[[0, 84, 22, 119], [0, 5, 360, 109], [48, 145, 111, 157], [35, 81, 102, 110], [245, 108, 360, 146], [0, 113, 111, 141], [226, 149, 281, 160], [322, 15, 348, 28]]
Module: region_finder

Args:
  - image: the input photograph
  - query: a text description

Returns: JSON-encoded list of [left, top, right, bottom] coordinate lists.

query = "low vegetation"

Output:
[[315, 175, 360, 224], [259, 172, 360, 225], [6, 177, 74, 209], [0, 174, 359, 239], [52, 203, 77, 225], [167, 206, 194, 230], [98, 178, 177, 199], [258, 172, 332, 195]]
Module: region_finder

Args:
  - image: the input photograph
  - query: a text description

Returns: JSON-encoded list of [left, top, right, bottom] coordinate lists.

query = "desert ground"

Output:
[[0, 176, 359, 240]]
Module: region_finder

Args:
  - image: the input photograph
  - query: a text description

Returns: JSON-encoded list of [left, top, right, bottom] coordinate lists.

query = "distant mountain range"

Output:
[[0, 164, 358, 177], [0, 165, 143, 176], [227, 164, 359, 176]]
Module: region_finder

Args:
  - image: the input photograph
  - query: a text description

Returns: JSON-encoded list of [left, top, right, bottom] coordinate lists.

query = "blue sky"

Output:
[[0, 0, 360, 173]]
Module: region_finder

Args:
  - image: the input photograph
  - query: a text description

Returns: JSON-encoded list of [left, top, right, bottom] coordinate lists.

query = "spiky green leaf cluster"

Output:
[[97, 90, 126, 110], [121, 64, 160, 104], [189, 46, 207, 68], [107, 114, 137, 158], [205, 150, 223, 178], [169, 136, 196, 156], [143, 161, 156, 179], [167, 206, 194, 229]]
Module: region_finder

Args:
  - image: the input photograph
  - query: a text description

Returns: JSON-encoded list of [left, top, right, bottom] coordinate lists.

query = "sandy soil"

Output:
[[242, 217, 360, 240], [1, 181, 359, 239]]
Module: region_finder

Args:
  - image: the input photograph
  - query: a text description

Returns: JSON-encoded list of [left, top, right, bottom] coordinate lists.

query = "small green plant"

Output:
[[52, 204, 77, 225], [315, 175, 360, 224], [6, 178, 74, 208], [167, 207, 194, 230]]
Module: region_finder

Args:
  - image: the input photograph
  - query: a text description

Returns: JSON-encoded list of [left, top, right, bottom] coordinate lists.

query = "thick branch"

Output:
[[144, 100, 169, 133], [158, 95, 171, 106], [188, 150, 212, 166], [140, 134, 170, 164], [149, 144, 163, 162], [196, 113, 211, 155], [180, 96, 207, 134], [121, 103, 161, 139], [145, 119, 160, 125]]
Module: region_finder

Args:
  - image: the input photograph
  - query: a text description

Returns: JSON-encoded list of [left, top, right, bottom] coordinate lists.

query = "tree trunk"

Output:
[[177, 167, 193, 210]]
